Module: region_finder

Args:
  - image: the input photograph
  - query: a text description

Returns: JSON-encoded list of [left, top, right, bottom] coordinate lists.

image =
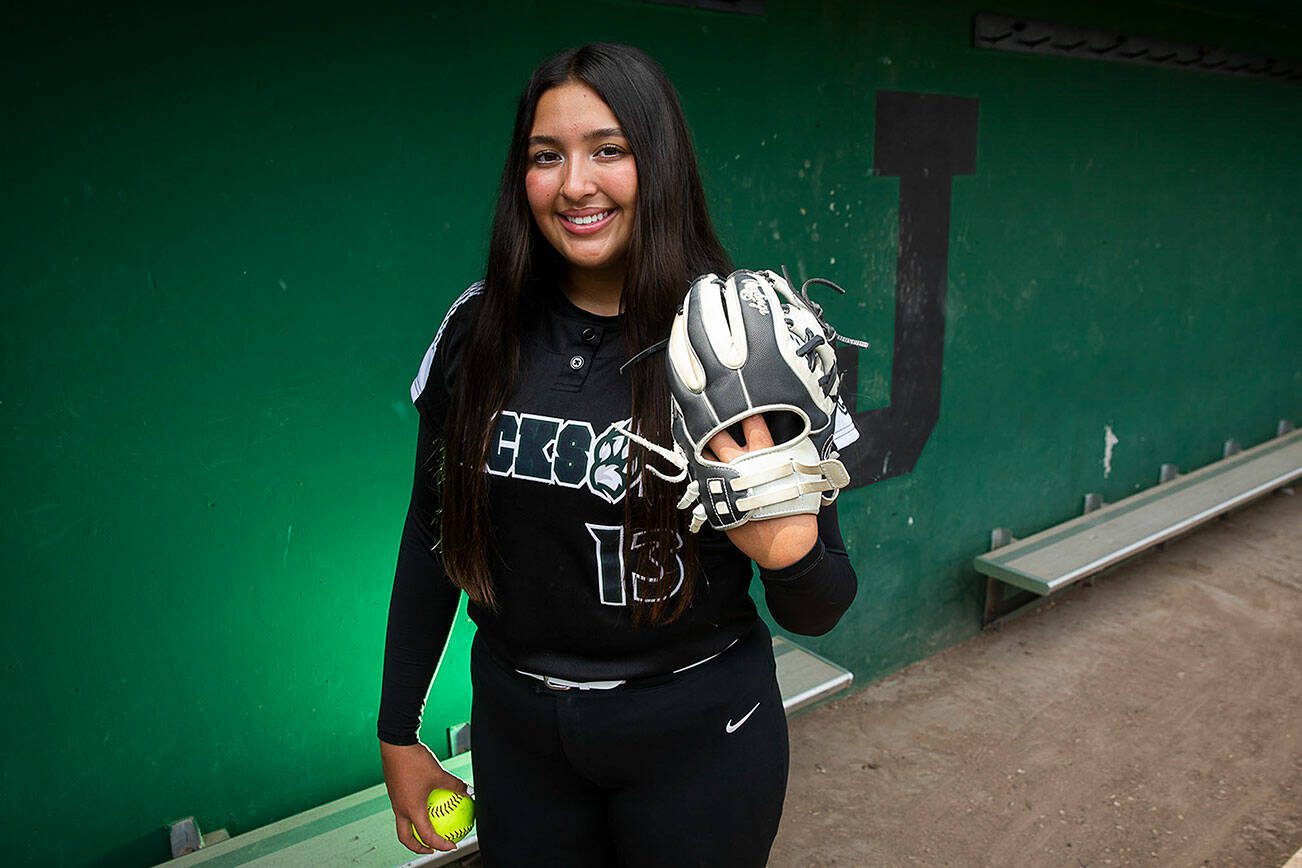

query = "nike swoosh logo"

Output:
[[725, 701, 761, 734]]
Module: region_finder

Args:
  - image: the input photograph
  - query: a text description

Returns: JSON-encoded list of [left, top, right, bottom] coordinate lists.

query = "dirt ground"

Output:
[[772, 490, 1302, 867]]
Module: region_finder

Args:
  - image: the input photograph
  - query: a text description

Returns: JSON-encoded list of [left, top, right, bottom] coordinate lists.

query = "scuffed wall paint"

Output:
[[1104, 424, 1120, 478]]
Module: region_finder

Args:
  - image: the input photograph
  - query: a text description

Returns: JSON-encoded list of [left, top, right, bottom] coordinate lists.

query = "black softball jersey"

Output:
[[377, 282, 861, 746]]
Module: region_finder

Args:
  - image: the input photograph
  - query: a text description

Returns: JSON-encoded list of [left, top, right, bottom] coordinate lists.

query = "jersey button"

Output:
[[569, 355, 585, 370], [580, 327, 597, 343]]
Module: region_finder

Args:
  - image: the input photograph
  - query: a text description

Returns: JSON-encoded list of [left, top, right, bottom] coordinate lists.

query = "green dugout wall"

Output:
[[3, 2, 1298, 864]]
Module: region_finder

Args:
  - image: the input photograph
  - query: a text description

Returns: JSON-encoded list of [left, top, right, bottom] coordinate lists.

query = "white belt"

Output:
[[516, 673, 626, 691], [515, 638, 740, 691]]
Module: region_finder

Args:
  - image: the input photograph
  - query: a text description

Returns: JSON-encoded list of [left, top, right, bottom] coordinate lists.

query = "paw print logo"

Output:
[[588, 421, 629, 504]]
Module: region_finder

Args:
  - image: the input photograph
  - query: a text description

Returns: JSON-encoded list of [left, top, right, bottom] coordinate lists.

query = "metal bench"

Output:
[[976, 423, 1300, 626], [162, 636, 852, 867]]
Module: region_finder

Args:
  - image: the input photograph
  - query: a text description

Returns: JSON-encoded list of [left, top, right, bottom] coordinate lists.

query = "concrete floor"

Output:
[[773, 489, 1301, 867]]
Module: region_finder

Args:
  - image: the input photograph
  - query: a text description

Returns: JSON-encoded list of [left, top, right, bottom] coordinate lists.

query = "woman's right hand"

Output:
[[379, 739, 472, 854]]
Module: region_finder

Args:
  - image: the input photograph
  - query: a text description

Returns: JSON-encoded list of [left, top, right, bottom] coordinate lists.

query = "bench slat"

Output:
[[164, 636, 851, 867], [975, 430, 1301, 596], [773, 635, 855, 714]]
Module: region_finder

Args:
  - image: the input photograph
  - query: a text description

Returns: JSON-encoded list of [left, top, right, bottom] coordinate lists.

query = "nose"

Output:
[[560, 156, 597, 201]]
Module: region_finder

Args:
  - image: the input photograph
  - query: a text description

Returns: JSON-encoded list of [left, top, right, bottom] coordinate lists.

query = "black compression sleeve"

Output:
[[376, 414, 461, 746], [757, 498, 858, 636]]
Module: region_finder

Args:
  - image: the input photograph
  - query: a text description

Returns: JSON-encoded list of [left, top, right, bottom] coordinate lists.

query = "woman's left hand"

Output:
[[705, 415, 818, 570]]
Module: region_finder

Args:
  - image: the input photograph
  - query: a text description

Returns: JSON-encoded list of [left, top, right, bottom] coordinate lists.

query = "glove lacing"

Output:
[[617, 424, 690, 484]]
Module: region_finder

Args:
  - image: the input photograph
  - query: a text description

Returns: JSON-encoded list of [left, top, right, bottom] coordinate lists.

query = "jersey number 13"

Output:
[[585, 524, 684, 606]]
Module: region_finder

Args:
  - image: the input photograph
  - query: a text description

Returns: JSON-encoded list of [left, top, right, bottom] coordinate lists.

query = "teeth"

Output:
[[566, 211, 611, 226]]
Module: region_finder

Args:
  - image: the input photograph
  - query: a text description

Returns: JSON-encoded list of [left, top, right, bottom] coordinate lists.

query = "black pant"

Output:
[[469, 621, 789, 867]]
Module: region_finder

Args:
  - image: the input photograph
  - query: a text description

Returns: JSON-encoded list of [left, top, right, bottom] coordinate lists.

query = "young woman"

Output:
[[378, 43, 858, 866]]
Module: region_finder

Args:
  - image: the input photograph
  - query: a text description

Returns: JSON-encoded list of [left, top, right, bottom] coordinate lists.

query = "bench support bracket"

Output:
[[982, 576, 1043, 628], [981, 526, 1045, 627]]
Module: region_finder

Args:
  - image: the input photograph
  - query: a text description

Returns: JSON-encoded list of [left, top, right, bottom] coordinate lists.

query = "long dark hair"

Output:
[[440, 43, 730, 626]]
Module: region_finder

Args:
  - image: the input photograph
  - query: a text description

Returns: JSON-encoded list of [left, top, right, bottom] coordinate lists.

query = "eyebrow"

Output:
[[528, 127, 626, 146]]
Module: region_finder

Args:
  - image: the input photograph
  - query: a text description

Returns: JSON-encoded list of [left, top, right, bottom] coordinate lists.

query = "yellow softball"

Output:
[[411, 788, 475, 846]]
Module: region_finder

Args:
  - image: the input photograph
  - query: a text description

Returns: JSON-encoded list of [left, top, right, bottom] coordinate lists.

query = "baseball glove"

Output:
[[623, 268, 864, 533]]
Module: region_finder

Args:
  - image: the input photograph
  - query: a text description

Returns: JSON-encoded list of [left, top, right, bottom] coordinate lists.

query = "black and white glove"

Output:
[[624, 269, 864, 533]]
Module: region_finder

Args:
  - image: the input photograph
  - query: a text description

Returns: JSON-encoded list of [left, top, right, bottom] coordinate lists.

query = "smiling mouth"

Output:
[[561, 209, 615, 232]]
